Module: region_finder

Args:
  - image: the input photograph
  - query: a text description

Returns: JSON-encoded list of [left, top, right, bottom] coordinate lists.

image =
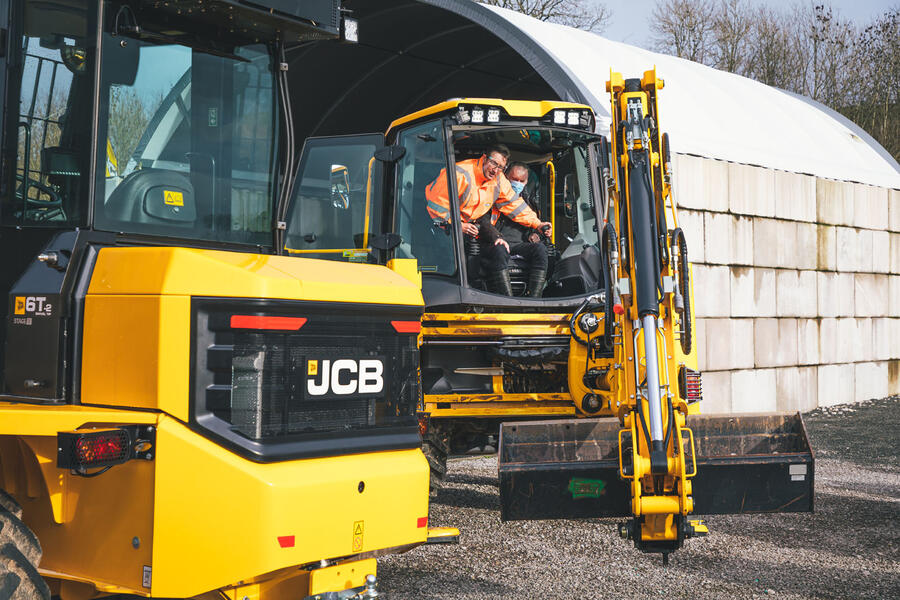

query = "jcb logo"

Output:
[[307, 359, 384, 396], [14, 296, 51, 316]]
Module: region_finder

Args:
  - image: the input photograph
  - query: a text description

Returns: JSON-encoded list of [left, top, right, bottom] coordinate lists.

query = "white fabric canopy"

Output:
[[487, 6, 900, 190]]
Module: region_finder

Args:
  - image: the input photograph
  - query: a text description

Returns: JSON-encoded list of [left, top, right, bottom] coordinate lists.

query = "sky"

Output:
[[602, 0, 898, 46]]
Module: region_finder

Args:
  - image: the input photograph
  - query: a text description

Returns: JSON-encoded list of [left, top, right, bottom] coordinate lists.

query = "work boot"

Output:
[[485, 270, 513, 296], [526, 268, 547, 298]]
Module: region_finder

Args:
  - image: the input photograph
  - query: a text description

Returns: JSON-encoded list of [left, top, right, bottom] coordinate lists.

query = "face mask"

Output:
[[510, 180, 525, 195]]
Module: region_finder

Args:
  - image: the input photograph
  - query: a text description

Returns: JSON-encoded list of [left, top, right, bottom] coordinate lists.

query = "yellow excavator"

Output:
[[0, 1, 451, 598], [287, 69, 814, 561]]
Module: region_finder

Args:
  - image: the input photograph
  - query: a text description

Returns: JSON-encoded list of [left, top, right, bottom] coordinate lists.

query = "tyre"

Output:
[[0, 492, 49, 600], [422, 431, 448, 497]]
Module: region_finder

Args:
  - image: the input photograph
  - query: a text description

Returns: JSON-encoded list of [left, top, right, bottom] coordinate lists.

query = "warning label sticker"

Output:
[[307, 360, 318, 376], [164, 190, 184, 206], [352, 520, 364, 551]]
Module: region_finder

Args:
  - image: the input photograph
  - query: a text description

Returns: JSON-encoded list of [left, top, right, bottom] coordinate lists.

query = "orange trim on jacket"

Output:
[[425, 157, 542, 229]]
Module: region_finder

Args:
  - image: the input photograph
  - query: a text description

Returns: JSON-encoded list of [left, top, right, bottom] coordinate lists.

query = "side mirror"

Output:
[[563, 173, 576, 218], [374, 145, 406, 163], [369, 232, 402, 251], [330, 164, 351, 209]]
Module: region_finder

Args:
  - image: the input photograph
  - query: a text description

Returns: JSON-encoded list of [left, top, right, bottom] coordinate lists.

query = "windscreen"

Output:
[[94, 30, 277, 246]]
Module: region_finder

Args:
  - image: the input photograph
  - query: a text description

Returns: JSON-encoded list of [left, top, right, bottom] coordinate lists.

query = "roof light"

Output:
[[567, 111, 580, 126], [487, 107, 501, 123], [471, 107, 484, 123], [341, 17, 359, 43], [553, 109, 566, 125], [456, 107, 471, 124], [230, 315, 307, 330], [391, 320, 421, 333]]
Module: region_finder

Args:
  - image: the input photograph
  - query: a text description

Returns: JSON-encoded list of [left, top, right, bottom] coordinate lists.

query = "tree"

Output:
[[480, 0, 613, 34], [107, 87, 155, 175], [710, 0, 752, 74], [744, 5, 798, 90], [650, 0, 715, 63]]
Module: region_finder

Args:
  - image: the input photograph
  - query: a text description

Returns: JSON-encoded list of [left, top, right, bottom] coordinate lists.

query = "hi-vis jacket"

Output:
[[425, 157, 542, 229]]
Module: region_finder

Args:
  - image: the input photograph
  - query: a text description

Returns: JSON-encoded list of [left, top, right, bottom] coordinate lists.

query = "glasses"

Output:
[[485, 156, 507, 171]]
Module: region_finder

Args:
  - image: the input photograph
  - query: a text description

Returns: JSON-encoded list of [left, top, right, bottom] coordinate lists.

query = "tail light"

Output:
[[58, 426, 155, 473], [678, 367, 702, 404]]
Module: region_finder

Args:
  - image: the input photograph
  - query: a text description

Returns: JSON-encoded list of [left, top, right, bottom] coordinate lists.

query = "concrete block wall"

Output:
[[673, 154, 900, 414]]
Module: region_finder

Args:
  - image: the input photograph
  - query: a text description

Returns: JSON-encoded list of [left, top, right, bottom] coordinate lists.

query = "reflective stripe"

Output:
[[456, 166, 473, 209], [507, 201, 528, 218], [427, 199, 449, 217], [493, 184, 500, 203]]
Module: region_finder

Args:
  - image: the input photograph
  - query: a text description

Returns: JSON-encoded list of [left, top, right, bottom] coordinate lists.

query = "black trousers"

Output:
[[480, 240, 548, 273]]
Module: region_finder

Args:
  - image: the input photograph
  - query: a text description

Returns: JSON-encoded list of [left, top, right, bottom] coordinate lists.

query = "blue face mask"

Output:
[[510, 180, 525, 195]]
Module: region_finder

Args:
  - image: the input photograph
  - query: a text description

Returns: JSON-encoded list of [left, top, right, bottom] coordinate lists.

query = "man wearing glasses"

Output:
[[425, 145, 553, 295]]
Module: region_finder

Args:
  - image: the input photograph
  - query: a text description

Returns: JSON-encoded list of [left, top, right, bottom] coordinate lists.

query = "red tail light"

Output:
[[391, 320, 421, 333], [58, 426, 155, 472], [76, 434, 128, 464], [230, 315, 307, 330], [679, 367, 702, 404]]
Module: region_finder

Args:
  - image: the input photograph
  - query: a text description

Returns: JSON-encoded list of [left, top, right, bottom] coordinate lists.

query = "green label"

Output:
[[568, 477, 606, 499]]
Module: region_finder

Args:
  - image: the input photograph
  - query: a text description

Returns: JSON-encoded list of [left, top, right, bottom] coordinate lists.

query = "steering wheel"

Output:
[[17, 174, 63, 208]]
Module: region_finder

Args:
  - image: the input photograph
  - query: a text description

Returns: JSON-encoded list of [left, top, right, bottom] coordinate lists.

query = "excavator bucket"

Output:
[[498, 413, 814, 521]]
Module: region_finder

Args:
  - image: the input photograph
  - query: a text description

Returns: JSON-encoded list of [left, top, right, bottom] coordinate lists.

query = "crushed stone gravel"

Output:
[[378, 396, 900, 599]]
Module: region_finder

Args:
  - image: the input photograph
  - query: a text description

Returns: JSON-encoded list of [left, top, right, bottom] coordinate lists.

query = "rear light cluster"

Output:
[[57, 426, 156, 473], [679, 367, 702, 404]]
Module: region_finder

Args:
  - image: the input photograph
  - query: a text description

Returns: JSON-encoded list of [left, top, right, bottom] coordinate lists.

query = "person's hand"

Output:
[[527, 232, 540, 243], [539, 222, 552, 237], [462, 222, 479, 237], [495, 238, 509, 252]]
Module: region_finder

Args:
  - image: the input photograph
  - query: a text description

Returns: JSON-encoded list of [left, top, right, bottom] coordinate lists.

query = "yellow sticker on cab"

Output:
[[164, 190, 184, 206], [14, 297, 25, 315]]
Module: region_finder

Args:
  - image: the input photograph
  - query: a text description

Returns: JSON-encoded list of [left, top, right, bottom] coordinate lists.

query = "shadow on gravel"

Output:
[[377, 565, 512, 599], [445, 473, 498, 488], [678, 554, 900, 599], [705, 489, 900, 561], [432, 486, 499, 511]]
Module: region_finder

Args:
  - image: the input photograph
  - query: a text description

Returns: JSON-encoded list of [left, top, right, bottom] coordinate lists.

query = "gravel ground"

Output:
[[378, 397, 900, 599]]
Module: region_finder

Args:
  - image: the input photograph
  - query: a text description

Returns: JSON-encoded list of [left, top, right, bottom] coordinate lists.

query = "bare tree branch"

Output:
[[650, 0, 715, 63], [480, 0, 613, 34]]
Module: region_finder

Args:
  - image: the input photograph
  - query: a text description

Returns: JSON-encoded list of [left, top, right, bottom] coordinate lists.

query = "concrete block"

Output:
[[817, 272, 855, 318], [818, 318, 837, 364], [795, 222, 817, 271], [731, 368, 776, 413], [854, 361, 888, 402], [797, 319, 819, 365], [857, 229, 874, 273], [729, 163, 775, 217], [695, 318, 708, 371], [835, 227, 858, 272], [890, 189, 900, 232], [673, 155, 729, 213], [703, 212, 731, 265], [872, 230, 891, 273], [775, 221, 799, 269], [700, 370, 731, 414], [704, 318, 754, 371], [892, 319, 900, 360], [774, 171, 816, 222], [677, 209, 705, 264], [890, 233, 900, 275], [891, 276, 900, 318], [852, 184, 889, 231], [776, 270, 817, 317], [732, 216, 754, 265], [855, 274, 890, 317], [836, 273, 856, 317], [817, 225, 836, 271], [816, 179, 853, 226], [872, 318, 895, 361], [890, 360, 900, 396], [853, 318, 873, 363], [752, 218, 779, 268], [817, 363, 854, 407], [693, 265, 731, 317], [754, 318, 798, 368], [775, 367, 817, 413], [731, 267, 776, 317]]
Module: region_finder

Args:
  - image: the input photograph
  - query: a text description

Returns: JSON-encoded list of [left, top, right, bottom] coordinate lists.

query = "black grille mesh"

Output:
[[195, 301, 420, 441]]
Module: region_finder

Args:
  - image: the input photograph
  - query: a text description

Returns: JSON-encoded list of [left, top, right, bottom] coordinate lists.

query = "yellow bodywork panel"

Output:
[[151, 416, 428, 598], [87, 246, 422, 305]]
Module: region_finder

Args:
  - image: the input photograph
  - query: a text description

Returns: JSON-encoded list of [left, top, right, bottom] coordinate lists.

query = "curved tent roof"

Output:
[[288, 0, 899, 189]]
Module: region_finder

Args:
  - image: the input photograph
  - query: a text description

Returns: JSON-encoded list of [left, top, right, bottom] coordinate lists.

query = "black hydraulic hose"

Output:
[[569, 296, 603, 347], [671, 227, 692, 355], [601, 221, 616, 340]]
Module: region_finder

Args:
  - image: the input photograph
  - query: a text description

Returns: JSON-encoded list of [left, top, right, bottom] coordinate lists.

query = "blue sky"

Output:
[[603, 0, 897, 46]]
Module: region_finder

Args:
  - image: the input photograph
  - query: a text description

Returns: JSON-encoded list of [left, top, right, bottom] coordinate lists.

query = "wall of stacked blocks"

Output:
[[671, 154, 900, 413]]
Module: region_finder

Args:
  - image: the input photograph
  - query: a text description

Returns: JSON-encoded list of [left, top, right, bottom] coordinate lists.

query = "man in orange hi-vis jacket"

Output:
[[425, 144, 552, 295]]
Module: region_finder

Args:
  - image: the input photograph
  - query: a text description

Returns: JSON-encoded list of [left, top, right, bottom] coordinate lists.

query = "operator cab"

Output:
[[285, 99, 612, 311]]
